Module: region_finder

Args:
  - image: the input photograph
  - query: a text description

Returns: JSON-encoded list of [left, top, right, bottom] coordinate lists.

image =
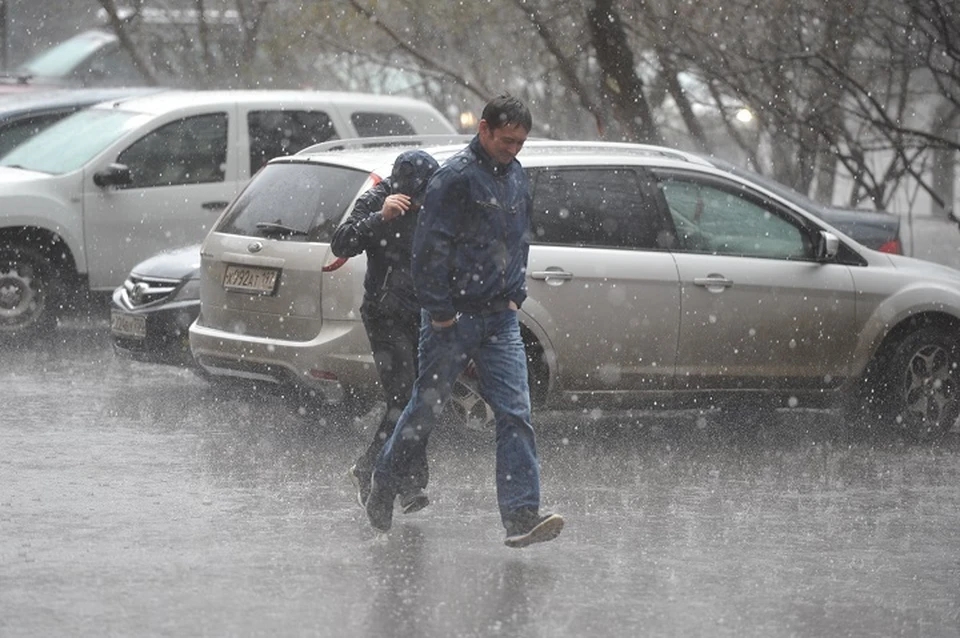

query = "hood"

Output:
[[0, 165, 49, 186], [388, 149, 440, 207], [130, 244, 201, 280], [884, 251, 960, 282]]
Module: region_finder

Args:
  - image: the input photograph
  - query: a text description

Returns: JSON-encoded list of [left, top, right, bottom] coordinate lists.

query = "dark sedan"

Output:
[[110, 244, 201, 367]]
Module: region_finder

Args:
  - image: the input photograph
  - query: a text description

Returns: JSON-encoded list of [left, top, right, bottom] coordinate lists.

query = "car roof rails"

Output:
[[299, 134, 473, 155]]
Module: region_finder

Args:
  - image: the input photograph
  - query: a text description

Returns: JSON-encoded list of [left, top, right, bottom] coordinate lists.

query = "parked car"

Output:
[[0, 89, 456, 338], [0, 87, 164, 157], [3, 30, 146, 91], [111, 144, 907, 371], [110, 243, 201, 366], [187, 139, 960, 439]]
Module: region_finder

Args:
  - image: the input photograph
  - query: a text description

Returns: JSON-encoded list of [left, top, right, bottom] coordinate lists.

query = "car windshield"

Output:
[[17, 31, 115, 77], [216, 162, 369, 242], [0, 108, 148, 174]]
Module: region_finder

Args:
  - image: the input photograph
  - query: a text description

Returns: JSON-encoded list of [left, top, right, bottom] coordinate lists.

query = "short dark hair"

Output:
[[481, 94, 532, 132]]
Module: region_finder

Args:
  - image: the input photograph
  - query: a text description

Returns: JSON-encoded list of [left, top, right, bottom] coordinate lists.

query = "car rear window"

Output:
[[215, 162, 368, 242]]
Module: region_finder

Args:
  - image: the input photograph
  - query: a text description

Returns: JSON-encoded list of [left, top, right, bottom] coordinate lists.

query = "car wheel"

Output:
[[0, 245, 58, 337], [446, 340, 548, 430], [448, 365, 497, 431], [874, 325, 960, 440]]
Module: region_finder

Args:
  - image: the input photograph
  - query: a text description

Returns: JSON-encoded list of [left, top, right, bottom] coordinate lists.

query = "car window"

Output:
[[350, 112, 416, 137], [657, 172, 810, 259], [529, 167, 663, 249], [216, 162, 368, 242], [0, 111, 73, 157], [117, 113, 228, 188], [248, 110, 338, 175]]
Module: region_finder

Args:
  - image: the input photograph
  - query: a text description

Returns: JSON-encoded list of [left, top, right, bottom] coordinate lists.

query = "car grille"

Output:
[[120, 274, 181, 308]]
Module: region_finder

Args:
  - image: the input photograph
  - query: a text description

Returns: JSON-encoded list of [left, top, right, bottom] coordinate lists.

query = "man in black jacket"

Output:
[[366, 95, 564, 548], [331, 149, 439, 514]]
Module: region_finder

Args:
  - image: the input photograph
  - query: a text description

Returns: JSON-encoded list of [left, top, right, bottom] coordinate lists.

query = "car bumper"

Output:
[[187, 318, 376, 402], [110, 289, 200, 367]]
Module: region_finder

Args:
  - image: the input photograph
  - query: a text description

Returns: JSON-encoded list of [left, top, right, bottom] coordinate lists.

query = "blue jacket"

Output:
[[413, 136, 531, 323]]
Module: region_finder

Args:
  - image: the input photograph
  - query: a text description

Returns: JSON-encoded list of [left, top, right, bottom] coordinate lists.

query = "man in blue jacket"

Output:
[[331, 150, 439, 514], [366, 95, 563, 548]]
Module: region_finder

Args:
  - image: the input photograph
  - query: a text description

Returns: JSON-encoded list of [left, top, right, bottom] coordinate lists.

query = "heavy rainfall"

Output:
[[2, 1, 960, 637]]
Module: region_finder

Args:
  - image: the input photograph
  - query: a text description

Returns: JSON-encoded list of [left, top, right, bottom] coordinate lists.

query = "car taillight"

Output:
[[322, 257, 348, 272], [878, 239, 902, 254], [320, 172, 383, 274]]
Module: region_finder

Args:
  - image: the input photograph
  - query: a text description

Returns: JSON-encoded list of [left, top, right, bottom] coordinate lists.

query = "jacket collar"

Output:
[[469, 135, 512, 177]]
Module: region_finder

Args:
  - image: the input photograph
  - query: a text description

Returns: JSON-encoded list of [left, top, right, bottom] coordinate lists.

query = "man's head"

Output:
[[478, 94, 531, 166], [389, 149, 440, 209]]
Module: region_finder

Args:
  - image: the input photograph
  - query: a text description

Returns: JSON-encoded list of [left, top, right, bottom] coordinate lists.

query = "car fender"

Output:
[[0, 169, 86, 273], [851, 280, 960, 375], [516, 295, 559, 395]]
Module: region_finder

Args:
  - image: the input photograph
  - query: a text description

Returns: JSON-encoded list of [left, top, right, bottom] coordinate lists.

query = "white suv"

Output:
[[0, 90, 455, 336], [189, 140, 960, 439]]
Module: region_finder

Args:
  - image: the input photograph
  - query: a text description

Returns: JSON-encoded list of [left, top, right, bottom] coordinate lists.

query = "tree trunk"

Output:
[[587, 0, 662, 144]]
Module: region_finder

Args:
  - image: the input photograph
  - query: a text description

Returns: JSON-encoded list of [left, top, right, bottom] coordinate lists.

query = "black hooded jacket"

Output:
[[330, 149, 440, 315]]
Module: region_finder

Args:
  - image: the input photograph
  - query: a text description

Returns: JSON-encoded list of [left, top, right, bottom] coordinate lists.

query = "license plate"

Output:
[[222, 265, 280, 294], [111, 311, 146, 339]]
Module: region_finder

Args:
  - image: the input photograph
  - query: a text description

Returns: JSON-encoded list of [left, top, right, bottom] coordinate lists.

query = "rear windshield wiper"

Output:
[[255, 222, 308, 237]]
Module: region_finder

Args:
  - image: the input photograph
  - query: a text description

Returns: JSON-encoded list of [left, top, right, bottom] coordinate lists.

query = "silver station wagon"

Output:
[[189, 139, 960, 439]]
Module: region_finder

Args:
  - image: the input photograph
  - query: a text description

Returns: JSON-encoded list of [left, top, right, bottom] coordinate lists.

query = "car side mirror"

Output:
[[93, 163, 132, 187], [814, 230, 839, 262]]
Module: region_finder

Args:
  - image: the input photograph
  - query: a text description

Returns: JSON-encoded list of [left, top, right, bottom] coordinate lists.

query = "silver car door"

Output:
[[524, 167, 679, 396], [655, 170, 858, 392]]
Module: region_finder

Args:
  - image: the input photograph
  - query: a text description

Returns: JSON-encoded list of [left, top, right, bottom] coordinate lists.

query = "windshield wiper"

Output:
[[255, 221, 308, 237]]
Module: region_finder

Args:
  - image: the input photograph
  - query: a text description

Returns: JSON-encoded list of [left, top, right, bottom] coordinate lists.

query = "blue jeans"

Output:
[[373, 309, 540, 527]]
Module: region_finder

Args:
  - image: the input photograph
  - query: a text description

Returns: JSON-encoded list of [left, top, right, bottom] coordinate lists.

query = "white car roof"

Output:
[[87, 89, 449, 116]]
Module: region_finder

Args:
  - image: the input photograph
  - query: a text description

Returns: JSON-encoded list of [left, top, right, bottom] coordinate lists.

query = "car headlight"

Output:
[[171, 278, 201, 302]]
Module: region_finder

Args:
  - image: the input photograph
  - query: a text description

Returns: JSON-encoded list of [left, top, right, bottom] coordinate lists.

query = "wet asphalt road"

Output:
[[3, 317, 960, 638]]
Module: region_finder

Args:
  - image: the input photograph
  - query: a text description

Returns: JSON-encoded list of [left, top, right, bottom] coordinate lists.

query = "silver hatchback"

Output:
[[189, 140, 960, 439]]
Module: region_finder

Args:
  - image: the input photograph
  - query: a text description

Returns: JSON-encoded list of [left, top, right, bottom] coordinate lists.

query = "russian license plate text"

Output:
[[223, 265, 280, 294]]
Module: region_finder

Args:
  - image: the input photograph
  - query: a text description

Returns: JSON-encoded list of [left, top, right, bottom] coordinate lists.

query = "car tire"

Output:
[[869, 325, 960, 441], [0, 245, 58, 338], [445, 341, 548, 430]]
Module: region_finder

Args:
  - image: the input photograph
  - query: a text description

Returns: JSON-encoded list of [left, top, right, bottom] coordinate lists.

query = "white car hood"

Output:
[[0, 165, 52, 187]]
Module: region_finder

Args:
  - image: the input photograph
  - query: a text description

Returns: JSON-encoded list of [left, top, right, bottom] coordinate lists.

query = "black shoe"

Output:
[[399, 488, 429, 514], [347, 464, 370, 509], [504, 511, 564, 548], [365, 475, 396, 532]]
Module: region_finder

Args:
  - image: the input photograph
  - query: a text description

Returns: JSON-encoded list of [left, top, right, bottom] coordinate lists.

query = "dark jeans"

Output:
[[374, 309, 540, 528], [356, 303, 428, 493]]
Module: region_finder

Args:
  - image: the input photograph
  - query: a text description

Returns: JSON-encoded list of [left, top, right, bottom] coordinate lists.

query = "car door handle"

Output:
[[530, 270, 574, 281], [202, 201, 229, 211], [693, 276, 734, 288]]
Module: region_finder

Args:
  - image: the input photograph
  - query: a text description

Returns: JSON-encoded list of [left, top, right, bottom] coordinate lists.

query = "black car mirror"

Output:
[[93, 163, 132, 188]]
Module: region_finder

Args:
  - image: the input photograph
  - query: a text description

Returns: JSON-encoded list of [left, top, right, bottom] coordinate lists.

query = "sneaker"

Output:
[[347, 464, 370, 509], [365, 475, 396, 532], [504, 511, 564, 548], [399, 488, 429, 514]]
